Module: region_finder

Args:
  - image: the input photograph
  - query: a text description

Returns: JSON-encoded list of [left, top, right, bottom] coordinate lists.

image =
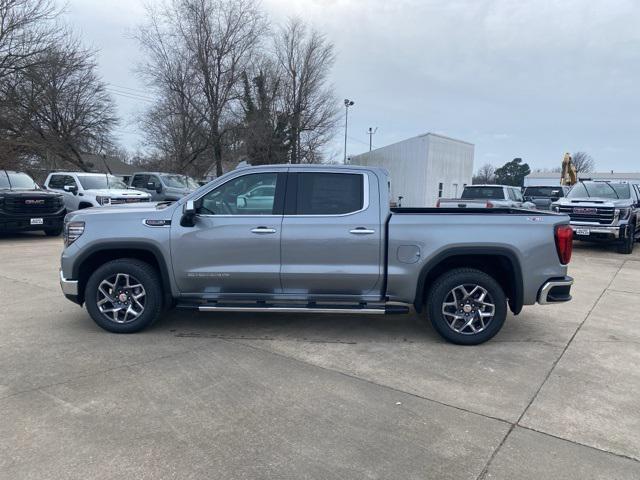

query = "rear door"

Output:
[[280, 169, 382, 296]]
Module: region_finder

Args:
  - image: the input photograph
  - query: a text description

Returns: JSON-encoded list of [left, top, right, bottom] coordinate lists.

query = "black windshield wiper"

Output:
[[603, 182, 620, 199]]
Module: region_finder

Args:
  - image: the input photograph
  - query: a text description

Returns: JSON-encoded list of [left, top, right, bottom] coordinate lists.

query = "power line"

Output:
[[106, 88, 155, 103], [107, 83, 152, 95]]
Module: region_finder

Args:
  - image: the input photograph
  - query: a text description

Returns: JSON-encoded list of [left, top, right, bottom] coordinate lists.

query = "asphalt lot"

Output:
[[1, 234, 639, 479]]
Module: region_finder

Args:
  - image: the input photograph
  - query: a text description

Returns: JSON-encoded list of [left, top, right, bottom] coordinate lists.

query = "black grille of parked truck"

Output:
[[0, 170, 66, 236]]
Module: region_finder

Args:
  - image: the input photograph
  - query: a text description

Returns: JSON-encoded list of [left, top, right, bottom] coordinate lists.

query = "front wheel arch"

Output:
[[74, 245, 173, 307]]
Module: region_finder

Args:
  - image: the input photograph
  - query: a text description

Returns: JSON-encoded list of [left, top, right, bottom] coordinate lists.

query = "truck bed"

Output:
[[390, 207, 551, 215]]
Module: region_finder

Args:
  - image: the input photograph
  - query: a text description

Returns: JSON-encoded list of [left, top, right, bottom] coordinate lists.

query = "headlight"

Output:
[[64, 221, 85, 246], [616, 208, 631, 220], [95, 196, 111, 205]]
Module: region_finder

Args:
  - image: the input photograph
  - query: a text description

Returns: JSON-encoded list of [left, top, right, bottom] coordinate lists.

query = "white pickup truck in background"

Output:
[[436, 185, 536, 209]]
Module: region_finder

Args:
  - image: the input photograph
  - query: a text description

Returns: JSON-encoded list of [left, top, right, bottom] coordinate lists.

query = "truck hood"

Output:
[[87, 188, 150, 197], [66, 202, 177, 222], [556, 197, 633, 208], [0, 189, 61, 198]]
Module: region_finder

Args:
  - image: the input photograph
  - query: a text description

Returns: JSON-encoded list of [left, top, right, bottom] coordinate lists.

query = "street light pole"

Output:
[[367, 127, 378, 152], [343, 99, 354, 163]]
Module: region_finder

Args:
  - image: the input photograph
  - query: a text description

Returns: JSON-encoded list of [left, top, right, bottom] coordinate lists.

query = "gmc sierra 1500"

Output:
[[59, 165, 574, 345]]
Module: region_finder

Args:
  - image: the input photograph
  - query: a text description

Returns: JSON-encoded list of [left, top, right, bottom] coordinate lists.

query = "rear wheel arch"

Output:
[[414, 247, 523, 315], [73, 243, 173, 306]]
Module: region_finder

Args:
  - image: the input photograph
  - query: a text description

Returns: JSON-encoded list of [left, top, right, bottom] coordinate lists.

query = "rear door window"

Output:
[[294, 173, 364, 215]]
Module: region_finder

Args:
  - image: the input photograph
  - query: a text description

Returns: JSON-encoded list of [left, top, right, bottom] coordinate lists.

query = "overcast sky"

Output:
[[66, 0, 640, 172]]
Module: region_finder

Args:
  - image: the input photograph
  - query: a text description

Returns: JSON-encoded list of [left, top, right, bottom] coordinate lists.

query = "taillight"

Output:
[[555, 224, 573, 265], [486, 201, 494, 208]]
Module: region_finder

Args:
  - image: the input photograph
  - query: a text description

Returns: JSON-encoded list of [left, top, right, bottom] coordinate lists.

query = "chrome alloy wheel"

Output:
[[96, 273, 146, 324], [441, 284, 496, 335]]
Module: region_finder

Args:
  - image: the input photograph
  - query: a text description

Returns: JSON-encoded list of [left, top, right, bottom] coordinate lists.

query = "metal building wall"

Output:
[[350, 133, 474, 207], [425, 134, 474, 207]]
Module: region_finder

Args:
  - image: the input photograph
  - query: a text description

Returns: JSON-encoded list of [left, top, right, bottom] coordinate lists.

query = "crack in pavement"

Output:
[[476, 259, 631, 479]]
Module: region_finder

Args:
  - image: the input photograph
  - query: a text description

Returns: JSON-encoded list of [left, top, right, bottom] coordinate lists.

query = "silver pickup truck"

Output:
[[437, 185, 537, 209], [59, 165, 574, 345]]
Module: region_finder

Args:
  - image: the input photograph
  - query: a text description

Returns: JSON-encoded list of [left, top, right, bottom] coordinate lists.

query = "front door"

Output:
[[171, 171, 285, 296], [280, 169, 382, 297]]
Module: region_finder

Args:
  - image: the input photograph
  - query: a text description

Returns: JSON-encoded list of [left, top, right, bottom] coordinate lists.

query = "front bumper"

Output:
[[570, 223, 625, 240], [538, 276, 574, 305], [0, 209, 65, 232], [59, 270, 80, 304]]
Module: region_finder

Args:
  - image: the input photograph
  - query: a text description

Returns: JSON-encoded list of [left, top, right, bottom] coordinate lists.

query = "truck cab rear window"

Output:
[[296, 173, 363, 215], [461, 186, 503, 200]]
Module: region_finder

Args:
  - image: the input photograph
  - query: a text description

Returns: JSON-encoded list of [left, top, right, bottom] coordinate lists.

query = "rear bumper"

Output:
[[59, 270, 81, 304], [538, 276, 573, 305]]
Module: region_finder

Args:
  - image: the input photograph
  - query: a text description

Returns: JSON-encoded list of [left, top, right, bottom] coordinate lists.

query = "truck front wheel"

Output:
[[85, 259, 163, 333], [426, 268, 507, 345], [617, 225, 635, 254]]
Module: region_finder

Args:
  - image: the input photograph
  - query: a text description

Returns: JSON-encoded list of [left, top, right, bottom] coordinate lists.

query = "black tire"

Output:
[[85, 259, 163, 333], [617, 225, 635, 255], [44, 225, 63, 236], [426, 268, 507, 345]]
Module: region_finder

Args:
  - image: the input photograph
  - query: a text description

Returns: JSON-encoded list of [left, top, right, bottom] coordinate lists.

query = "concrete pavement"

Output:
[[0, 234, 639, 479]]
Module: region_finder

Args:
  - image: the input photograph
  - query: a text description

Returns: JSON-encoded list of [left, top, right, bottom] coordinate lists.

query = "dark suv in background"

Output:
[[0, 170, 66, 236], [129, 172, 198, 201]]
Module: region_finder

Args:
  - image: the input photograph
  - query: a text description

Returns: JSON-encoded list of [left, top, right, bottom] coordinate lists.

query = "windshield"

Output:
[[77, 174, 128, 190], [523, 187, 563, 198], [161, 174, 192, 189], [567, 182, 630, 200], [1, 172, 38, 190], [461, 186, 504, 200]]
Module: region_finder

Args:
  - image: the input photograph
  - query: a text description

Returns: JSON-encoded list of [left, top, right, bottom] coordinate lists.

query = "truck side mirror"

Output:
[[180, 200, 197, 227], [64, 185, 78, 195]]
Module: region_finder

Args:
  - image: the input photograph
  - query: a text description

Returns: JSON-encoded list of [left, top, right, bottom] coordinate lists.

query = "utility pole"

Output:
[[367, 127, 378, 152], [343, 99, 354, 163]]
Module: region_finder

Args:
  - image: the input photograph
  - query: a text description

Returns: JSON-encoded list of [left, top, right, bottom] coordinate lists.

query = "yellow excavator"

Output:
[[560, 152, 577, 186]]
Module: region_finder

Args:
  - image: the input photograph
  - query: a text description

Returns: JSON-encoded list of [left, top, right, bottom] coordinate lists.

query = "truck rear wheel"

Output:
[[85, 259, 163, 333], [426, 268, 507, 345]]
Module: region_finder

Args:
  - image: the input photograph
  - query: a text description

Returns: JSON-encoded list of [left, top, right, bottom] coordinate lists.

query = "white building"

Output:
[[349, 132, 474, 207], [524, 171, 640, 187]]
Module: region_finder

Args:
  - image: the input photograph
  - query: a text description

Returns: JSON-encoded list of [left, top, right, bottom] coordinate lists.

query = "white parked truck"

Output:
[[437, 185, 536, 209]]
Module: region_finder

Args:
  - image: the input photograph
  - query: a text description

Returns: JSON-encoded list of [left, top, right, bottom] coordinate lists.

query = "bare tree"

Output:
[[274, 18, 338, 164], [472, 163, 495, 184], [572, 151, 595, 175], [0, 0, 60, 80], [136, 0, 266, 177], [240, 65, 289, 165], [0, 38, 118, 170]]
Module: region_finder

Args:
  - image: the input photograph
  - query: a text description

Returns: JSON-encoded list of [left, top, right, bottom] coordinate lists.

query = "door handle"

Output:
[[251, 227, 277, 234], [349, 227, 376, 235]]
